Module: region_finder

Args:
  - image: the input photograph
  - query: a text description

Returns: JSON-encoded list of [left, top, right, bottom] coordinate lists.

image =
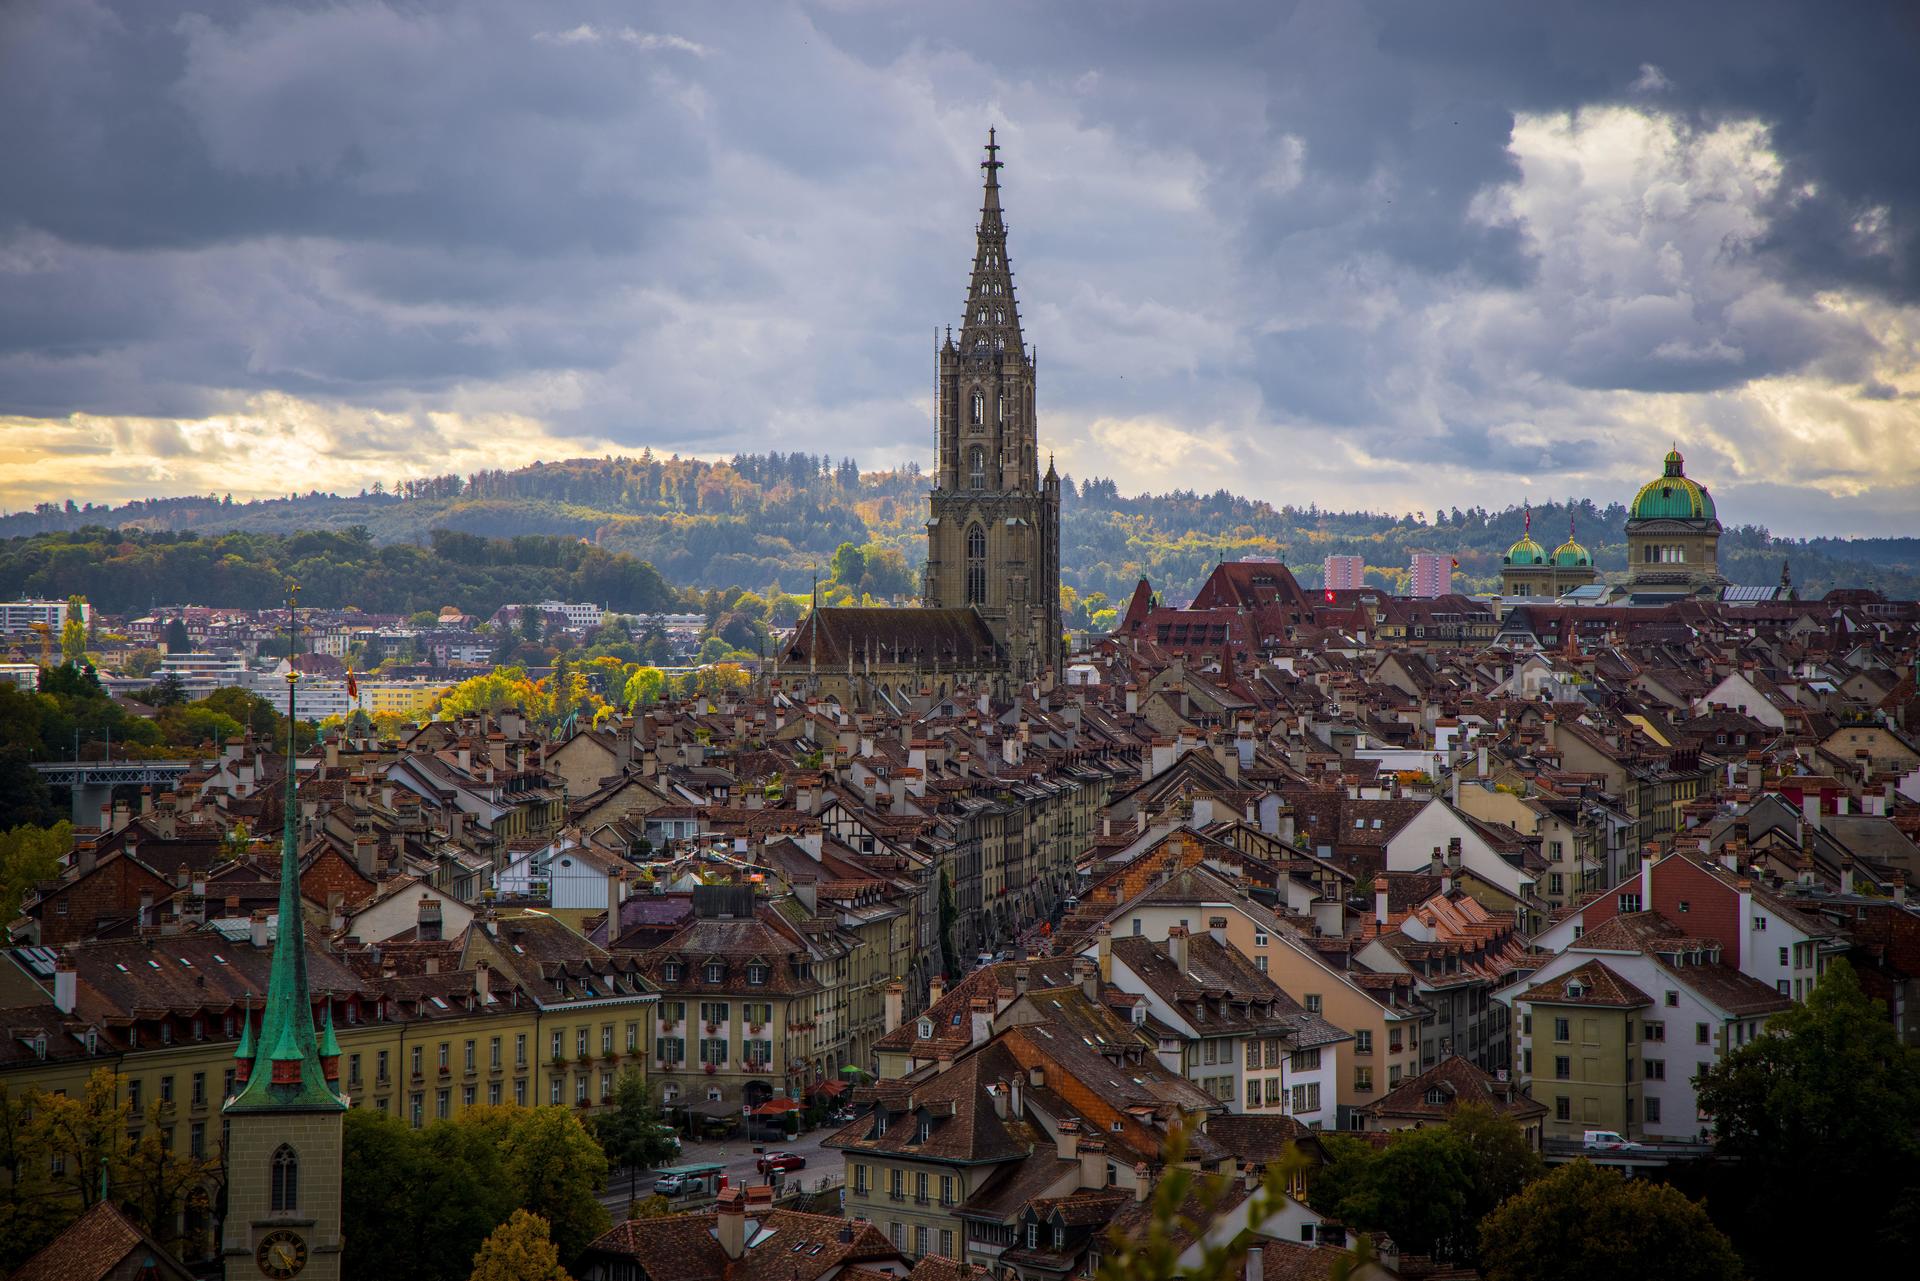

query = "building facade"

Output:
[[1625, 448, 1726, 595]]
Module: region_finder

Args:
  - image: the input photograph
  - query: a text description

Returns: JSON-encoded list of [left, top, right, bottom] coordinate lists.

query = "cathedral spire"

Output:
[[959, 128, 1023, 357], [226, 583, 345, 1115]]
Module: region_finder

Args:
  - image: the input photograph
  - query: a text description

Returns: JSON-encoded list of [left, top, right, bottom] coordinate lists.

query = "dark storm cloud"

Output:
[[0, 0, 1914, 527]]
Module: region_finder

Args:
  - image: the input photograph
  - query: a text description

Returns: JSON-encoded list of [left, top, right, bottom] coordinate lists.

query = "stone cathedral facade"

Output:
[[785, 132, 1063, 701]]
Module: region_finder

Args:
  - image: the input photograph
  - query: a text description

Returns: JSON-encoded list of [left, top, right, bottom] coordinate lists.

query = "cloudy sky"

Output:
[[3, 0, 1918, 536]]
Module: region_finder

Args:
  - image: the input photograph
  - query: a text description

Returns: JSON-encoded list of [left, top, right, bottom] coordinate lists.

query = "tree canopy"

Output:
[[1693, 959, 1920, 1277], [1478, 1160, 1740, 1281]]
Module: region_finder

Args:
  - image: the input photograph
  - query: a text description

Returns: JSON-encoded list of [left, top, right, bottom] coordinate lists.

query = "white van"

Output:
[[1583, 1129, 1632, 1151]]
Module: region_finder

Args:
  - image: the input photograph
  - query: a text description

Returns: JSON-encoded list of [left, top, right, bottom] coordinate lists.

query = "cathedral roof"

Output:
[[785, 607, 1000, 670]]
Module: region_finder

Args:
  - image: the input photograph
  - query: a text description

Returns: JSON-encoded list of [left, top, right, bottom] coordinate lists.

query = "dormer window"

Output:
[[747, 963, 769, 986], [1053, 1225, 1065, 1249], [918, 1017, 933, 1040], [875, 1112, 889, 1137], [704, 962, 725, 984], [663, 962, 682, 982], [1425, 1088, 1447, 1105], [916, 1116, 931, 1144]]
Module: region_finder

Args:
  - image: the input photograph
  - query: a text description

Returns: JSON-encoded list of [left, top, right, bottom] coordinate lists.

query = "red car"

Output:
[[756, 1151, 807, 1174]]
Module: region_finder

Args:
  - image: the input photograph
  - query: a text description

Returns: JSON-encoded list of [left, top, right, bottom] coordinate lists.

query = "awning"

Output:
[[808, 1080, 849, 1099], [752, 1097, 802, 1116]]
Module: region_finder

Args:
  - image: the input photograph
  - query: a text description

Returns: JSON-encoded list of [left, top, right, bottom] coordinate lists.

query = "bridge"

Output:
[[33, 760, 196, 824], [1541, 1136, 1715, 1174]]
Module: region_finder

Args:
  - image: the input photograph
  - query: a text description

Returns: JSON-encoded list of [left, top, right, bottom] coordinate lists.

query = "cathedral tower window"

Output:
[[966, 525, 987, 604], [271, 1144, 299, 1213], [970, 392, 983, 425], [969, 447, 986, 490]]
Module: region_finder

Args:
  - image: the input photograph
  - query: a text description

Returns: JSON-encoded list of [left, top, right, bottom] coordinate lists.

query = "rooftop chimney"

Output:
[[1245, 1244, 1264, 1281], [417, 893, 443, 942], [715, 1188, 747, 1259], [1167, 925, 1190, 973], [250, 909, 271, 950], [1373, 877, 1390, 928], [1074, 956, 1100, 1003], [53, 952, 77, 1014], [884, 981, 904, 1035]]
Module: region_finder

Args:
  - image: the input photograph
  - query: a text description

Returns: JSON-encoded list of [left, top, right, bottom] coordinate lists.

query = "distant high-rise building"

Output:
[[1408, 552, 1454, 598], [1323, 555, 1366, 590]]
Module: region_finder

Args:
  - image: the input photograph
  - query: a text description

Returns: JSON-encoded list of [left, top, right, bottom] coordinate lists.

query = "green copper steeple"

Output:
[[226, 584, 345, 1115]]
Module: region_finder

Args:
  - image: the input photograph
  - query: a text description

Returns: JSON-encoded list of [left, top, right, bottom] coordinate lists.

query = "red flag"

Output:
[[346, 666, 359, 699], [1451, 558, 1460, 569]]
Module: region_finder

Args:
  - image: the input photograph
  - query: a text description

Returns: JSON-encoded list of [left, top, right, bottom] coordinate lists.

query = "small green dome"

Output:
[[1552, 538, 1590, 567], [1631, 448, 1717, 521], [1506, 534, 1547, 566]]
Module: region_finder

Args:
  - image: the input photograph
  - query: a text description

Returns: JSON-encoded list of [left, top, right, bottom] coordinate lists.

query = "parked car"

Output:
[[1582, 1130, 1633, 1151], [654, 1172, 689, 1194], [756, 1151, 807, 1173]]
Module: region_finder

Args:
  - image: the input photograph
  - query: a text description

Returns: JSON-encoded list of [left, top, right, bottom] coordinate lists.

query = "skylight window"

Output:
[[213, 954, 226, 964]]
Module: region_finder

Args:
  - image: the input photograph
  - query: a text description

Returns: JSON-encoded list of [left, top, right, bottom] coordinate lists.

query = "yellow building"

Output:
[[1511, 959, 1648, 1139], [356, 680, 452, 718]]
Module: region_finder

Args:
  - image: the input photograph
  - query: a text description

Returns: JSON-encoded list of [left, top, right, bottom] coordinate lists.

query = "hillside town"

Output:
[[4, 136, 1918, 1281]]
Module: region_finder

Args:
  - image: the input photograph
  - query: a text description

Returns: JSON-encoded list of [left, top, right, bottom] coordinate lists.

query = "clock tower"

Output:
[[221, 587, 346, 1281]]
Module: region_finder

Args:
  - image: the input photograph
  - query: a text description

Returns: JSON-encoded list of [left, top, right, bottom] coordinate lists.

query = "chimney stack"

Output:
[[1245, 1244, 1264, 1281], [250, 909, 271, 950], [884, 981, 904, 1035], [417, 893, 443, 941], [1074, 956, 1100, 1003], [715, 1188, 746, 1259], [1373, 877, 1390, 928], [53, 952, 77, 1014], [1167, 925, 1189, 973]]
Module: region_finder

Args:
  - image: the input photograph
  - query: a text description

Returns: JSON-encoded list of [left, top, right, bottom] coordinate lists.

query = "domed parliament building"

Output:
[[1501, 447, 1729, 600]]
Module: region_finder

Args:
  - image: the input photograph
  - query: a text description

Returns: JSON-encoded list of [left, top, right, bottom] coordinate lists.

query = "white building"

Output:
[[160, 651, 250, 697], [0, 664, 39, 691], [536, 600, 604, 630], [0, 599, 88, 633]]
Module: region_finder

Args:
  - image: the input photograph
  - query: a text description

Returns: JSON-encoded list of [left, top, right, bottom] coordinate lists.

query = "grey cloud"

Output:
[[0, 0, 1915, 525]]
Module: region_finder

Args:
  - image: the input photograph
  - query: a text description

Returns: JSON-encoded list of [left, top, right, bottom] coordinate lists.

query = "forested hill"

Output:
[[5, 452, 1918, 607]]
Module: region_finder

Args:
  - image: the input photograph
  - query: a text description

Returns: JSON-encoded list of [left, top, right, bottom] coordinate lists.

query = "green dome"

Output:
[[1630, 448, 1717, 521], [1505, 534, 1547, 566], [1552, 539, 1590, 567]]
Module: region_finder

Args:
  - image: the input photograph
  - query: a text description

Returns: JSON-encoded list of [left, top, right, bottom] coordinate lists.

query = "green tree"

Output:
[[1693, 959, 1920, 1277], [151, 671, 188, 707], [591, 1070, 679, 1200], [343, 1108, 516, 1281], [521, 605, 543, 643], [164, 618, 191, 654], [462, 1105, 610, 1262], [60, 597, 89, 666], [0, 819, 70, 922], [827, 541, 866, 588], [469, 1209, 574, 1281], [619, 665, 665, 711], [122, 648, 163, 679], [1478, 1160, 1740, 1281], [1444, 1102, 1544, 1242]]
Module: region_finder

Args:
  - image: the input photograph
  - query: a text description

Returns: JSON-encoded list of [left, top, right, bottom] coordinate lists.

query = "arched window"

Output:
[[968, 448, 986, 490], [271, 1145, 298, 1213], [976, 308, 987, 323], [970, 391, 983, 425], [966, 524, 987, 604], [994, 309, 1005, 324]]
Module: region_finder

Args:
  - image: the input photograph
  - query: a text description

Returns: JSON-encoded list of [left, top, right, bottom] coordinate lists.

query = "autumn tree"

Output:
[[1693, 959, 1920, 1277], [1478, 1160, 1739, 1281], [0, 1083, 66, 1271], [32, 1067, 126, 1210], [469, 1209, 574, 1281], [117, 1102, 221, 1257]]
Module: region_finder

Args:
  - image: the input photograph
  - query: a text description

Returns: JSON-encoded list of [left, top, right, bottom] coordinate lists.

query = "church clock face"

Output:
[[256, 1228, 308, 1279]]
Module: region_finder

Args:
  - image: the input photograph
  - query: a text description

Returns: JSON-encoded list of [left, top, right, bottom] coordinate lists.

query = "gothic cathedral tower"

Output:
[[222, 592, 346, 1281], [924, 131, 1064, 683]]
